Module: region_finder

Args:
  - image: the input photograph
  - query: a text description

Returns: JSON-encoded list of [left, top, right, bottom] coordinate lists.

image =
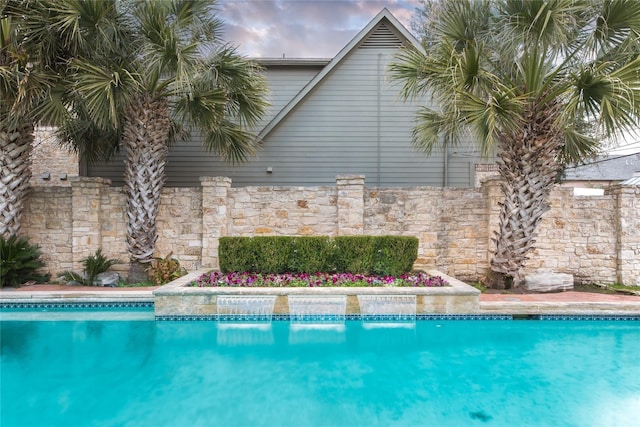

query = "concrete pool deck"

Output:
[[479, 291, 640, 315], [2, 283, 639, 315]]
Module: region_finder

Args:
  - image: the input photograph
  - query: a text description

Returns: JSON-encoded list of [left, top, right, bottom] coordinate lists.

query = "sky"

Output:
[[217, 0, 420, 58]]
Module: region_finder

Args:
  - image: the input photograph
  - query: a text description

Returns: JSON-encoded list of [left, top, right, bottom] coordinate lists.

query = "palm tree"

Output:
[[390, 0, 640, 288], [1, 0, 131, 239], [69, 0, 268, 281], [0, 1, 48, 238]]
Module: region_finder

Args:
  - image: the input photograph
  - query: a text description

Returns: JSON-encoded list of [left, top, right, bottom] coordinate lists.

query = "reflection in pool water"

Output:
[[1, 317, 639, 427]]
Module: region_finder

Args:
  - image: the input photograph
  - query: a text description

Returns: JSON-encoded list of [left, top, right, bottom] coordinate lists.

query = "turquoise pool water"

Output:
[[1, 314, 639, 426]]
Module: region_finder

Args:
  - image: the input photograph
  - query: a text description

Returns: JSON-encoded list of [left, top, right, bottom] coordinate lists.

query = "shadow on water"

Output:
[[469, 410, 493, 422], [0, 322, 41, 358]]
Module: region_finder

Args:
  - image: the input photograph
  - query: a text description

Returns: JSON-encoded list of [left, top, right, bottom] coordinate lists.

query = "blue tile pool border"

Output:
[[0, 301, 154, 310], [1, 302, 638, 321], [538, 314, 640, 321]]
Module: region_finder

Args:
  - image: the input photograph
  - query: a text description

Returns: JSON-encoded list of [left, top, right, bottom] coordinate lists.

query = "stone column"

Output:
[[611, 182, 640, 286], [201, 177, 231, 269], [336, 175, 365, 235], [70, 177, 109, 271], [482, 177, 503, 263]]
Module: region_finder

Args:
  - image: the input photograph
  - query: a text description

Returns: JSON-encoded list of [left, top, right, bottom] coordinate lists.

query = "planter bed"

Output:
[[154, 270, 480, 316], [189, 271, 448, 288]]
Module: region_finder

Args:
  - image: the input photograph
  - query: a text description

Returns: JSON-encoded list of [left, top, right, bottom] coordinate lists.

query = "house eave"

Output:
[[255, 58, 332, 67]]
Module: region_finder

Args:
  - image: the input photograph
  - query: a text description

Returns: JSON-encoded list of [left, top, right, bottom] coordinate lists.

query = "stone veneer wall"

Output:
[[29, 127, 79, 187], [526, 188, 618, 283], [23, 186, 74, 273], [22, 175, 640, 285], [614, 185, 640, 285], [364, 187, 489, 279]]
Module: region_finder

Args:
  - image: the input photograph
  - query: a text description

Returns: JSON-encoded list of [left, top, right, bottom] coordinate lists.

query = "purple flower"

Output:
[[189, 270, 447, 288]]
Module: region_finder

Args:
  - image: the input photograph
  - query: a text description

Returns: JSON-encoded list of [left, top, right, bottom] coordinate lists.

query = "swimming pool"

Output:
[[1, 312, 639, 426]]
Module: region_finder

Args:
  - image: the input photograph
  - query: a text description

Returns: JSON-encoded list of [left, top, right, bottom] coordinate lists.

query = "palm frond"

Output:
[[570, 56, 640, 136], [388, 47, 433, 100], [55, 118, 121, 165], [411, 108, 451, 155], [499, 0, 586, 54], [173, 83, 227, 129], [42, 0, 134, 62], [458, 90, 523, 156], [202, 119, 259, 165], [71, 58, 140, 129], [591, 0, 640, 55], [171, 0, 222, 46], [209, 46, 268, 128], [559, 127, 600, 165], [433, 0, 492, 52], [134, 0, 222, 97]]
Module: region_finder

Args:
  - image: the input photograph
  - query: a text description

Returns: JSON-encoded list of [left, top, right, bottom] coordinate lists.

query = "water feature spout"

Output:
[[358, 295, 417, 328], [288, 295, 347, 323], [216, 295, 277, 322]]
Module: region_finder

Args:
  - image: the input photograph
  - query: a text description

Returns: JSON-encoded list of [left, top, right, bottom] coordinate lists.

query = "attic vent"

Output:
[[359, 22, 404, 49]]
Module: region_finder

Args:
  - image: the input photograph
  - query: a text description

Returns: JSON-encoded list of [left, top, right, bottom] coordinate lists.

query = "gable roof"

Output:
[[257, 8, 423, 140]]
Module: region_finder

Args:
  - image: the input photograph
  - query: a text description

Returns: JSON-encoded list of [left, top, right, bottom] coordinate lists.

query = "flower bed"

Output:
[[190, 271, 448, 288]]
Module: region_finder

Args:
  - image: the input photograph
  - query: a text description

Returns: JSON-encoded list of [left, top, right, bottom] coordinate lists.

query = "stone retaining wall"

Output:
[[153, 270, 480, 316], [22, 176, 640, 285]]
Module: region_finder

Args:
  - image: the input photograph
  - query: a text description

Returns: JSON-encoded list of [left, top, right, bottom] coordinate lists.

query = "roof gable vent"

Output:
[[359, 21, 404, 49]]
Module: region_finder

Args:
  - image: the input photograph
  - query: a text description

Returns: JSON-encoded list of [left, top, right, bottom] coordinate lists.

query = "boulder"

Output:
[[524, 272, 573, 293], [94, 272, 120, 287]]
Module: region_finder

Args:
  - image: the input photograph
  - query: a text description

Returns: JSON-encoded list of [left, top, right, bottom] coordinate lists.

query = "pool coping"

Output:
[[2, 270, 640, 316], [0, 290, 154, 304], [480, 300, 640, 315]]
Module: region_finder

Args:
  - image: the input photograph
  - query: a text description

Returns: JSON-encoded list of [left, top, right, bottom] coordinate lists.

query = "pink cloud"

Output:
[[217, 0, 420, 58]]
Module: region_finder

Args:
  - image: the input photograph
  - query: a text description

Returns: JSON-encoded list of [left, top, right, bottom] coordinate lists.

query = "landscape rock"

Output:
[[524, 272, 573, 293], [94, 272, 120, 287]]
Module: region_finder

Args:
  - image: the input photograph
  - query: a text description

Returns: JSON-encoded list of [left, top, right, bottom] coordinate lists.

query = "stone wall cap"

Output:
[[154, 269, 480, 297], [336, 175, 365, 181], [200, 176, 232, 184], [480, 176, 503, 183], [154, 285, 478, 297], [69, 177, 111, 186]]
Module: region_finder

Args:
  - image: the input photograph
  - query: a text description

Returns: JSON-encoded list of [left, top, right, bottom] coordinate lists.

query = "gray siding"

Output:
[[88, 43, 479, 188], [260, 65, 322, 128]]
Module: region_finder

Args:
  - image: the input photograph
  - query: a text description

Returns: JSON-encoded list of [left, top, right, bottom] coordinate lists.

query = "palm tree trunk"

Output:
[[490, 103, 563, 288], [122, 94, 170, 282], [0, 120, 34, 239]]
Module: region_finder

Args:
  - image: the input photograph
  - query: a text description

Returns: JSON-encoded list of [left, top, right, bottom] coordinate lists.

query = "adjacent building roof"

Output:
[[258, 8, 423, 139], [256, 58, 331, 67], [621, 172, 640, 186], [563, 153, 640, 181]]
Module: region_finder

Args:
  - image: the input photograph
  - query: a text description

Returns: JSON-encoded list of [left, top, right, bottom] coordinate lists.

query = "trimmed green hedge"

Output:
[[219, 235, 418, 276]]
